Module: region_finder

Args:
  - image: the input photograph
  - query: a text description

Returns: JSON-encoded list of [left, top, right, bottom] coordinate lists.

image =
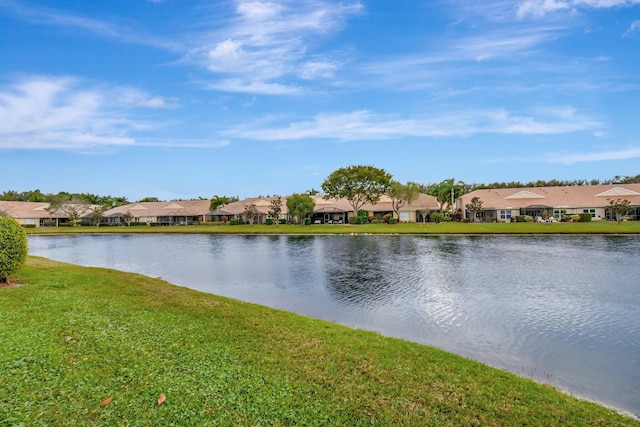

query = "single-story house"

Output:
[[458, 184, 640, 222], [103, 200, 211, 226], [0, 201, 99, 227]]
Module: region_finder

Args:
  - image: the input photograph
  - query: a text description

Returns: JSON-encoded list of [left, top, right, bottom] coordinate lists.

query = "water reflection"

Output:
[[27, 234, 640, 416]]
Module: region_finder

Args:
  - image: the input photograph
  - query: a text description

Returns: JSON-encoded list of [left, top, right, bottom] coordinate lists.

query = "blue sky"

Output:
[[1, 0, 639, 201]]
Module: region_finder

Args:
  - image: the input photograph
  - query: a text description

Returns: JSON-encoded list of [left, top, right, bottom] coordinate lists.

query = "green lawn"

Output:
[[1, 257, 637, 425], [26, 220, 640, 235]]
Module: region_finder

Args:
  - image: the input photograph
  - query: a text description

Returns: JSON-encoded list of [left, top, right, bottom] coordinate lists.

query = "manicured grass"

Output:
[[1, 257, 637, 425], [26, 220, 640, 235]]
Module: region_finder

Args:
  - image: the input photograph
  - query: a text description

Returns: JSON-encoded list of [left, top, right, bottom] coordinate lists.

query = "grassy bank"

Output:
[[26, 221, 640, 235], [1, 258, 637, 425]]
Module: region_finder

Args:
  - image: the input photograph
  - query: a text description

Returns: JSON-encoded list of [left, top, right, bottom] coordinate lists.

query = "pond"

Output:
[[27, 234, 640, 416]]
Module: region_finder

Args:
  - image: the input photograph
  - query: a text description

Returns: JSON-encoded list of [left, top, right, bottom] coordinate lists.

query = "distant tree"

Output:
[[209, 195, 231, 212], [268, 195, 282, 226], [388, 181, 421, 219], [88, 205, 106, 227], [243, 203, 259, 225], [606, 198, 633, 223], [465, 197, 484, 222], [122, 211, 134, 226], [0, 217, 27, 284], [138, 197, 160, 203], [417, 206, 430, 223], [321, 165, 392, 215], [428, 178, 464, 212], [286, 193, 315, 226], [306, 188, 320, 195], [47, 196, 89, 227]]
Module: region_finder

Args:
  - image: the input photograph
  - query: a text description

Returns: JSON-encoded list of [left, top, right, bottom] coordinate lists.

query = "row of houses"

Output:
[[2, 184, 639, 227], [460, 184, 640, 222]]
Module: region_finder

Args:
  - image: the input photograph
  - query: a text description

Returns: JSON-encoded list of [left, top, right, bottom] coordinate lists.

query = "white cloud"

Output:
[[623, 20, 640, 36], [206, 78, 302, 95], [188, 0, 363, 94], [0, 76, 176, 150], [221, 107, 602, 141], [546, 147, 640, 163], [517, 0, 640, 19]]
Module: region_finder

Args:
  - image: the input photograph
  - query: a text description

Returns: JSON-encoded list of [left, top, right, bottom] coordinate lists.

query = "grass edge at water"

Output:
[[1, 257, 637, 425]]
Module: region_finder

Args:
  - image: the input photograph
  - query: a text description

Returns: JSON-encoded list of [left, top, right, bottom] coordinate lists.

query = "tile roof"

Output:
[[103, 200, 211, 217], [459, 184, 640, 209]]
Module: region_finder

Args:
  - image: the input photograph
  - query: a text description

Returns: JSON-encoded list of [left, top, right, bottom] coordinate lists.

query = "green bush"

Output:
[[388, 218, 398, 224], [429, 212, 444, 223], [229, 219, 239, 225], [348, 217, 359, 225], [515, 216, 525, 223], [265, 218, 274, 225], [305, 218, 311, 225], [0, 217, 28, 283], [571, 214, 581, 222], [524, 216, 533, 222], [21, 224, 36, 228], [579, 213, 592, 222]]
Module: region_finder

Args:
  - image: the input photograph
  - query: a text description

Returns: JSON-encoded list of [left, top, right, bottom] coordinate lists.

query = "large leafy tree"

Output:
[[321, 165, 392, 215], [286, 193, 315, 226], [0, 217, 27, 283], [427, 178, 464, 212], [388, 181, 421, 219]]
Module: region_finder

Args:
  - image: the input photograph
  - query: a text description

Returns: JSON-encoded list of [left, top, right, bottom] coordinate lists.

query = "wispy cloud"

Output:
[[517, 0, 640, 19], [546, 146, 640, 163], [221, 107, 602, 141], [0, 76, 178, 150], [623, 19, 640, 36], [0, 0, 178, 49], [186, 0, 363, 95]]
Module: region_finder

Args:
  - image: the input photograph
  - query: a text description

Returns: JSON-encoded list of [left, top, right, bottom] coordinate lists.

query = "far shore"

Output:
[[25, 221, 640, 236]]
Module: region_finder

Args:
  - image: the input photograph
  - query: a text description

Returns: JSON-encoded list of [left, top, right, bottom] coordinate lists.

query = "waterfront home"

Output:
[[458, 184, 640, 222], [0, 201, 98, 227], [103, 200, 211, 226]]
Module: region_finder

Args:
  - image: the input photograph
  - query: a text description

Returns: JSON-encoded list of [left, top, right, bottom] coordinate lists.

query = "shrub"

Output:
[[429, 212, 444, 223], [265, 218, 274, 225], [515, 216, 525, 223], [305, 218, 311, 225], [0, 217, 28, 283], [524, 216, 533, 222], [579, 213, 592, 222], [570, 214, 581, 222], [450, 210, 462, 222], [229, 219, 239, 225], [383, 214, 392, 224], [348, 217, 359, 225], [21, 224, 36, 228], [388, 218, 398, 224]]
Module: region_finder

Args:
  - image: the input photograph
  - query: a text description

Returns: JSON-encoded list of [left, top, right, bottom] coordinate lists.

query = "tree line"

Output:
[[1, 173, 638, 209]]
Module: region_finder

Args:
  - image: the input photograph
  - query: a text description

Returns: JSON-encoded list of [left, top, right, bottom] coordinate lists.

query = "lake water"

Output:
[[27, 234, 640, 416]]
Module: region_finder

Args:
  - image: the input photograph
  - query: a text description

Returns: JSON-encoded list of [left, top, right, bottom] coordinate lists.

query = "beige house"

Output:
[[458, 184, 640, 222], [0, 201, 99, 227], [103, 200, 211, 226]]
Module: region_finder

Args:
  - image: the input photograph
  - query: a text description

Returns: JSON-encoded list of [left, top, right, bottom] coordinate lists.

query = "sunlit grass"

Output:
[[26, 221, 640, 235], [1, 257, 637, 425]]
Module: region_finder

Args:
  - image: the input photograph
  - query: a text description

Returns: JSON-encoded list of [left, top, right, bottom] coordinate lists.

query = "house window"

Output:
[[499, 210, 512, 220], [583, 208, 596, 218], [399, 212, 410, 222]]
